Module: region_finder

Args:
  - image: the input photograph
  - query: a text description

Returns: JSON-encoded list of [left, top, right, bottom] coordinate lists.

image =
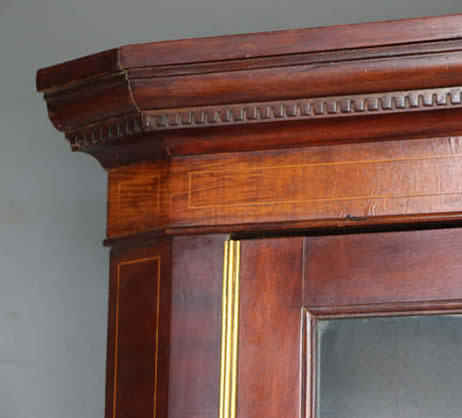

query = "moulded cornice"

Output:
[[37, 13, 462, 167]]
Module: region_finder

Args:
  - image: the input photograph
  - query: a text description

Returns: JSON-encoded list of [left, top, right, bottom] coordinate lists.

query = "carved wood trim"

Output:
[[66, 86, 462, 151], [66, 113, 144, 150], [145, 87, 462, 131], [36, 15, 462, 163], [35, 14, 462, 239]]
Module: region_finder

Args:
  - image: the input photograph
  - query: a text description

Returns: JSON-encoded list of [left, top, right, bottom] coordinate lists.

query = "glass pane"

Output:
[[317, 314, 462, 418]]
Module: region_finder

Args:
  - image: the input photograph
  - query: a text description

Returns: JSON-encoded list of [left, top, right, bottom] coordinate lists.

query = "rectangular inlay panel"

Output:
[[113, 257, 160, 418], [107, 137, 462, 238], [106, 241, 170, 418], [188, 154, 462, 209], [170, 137, 462, 228]]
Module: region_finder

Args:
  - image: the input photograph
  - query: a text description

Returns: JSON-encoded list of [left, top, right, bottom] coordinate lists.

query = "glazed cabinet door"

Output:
[[235, 229, 462, 418]]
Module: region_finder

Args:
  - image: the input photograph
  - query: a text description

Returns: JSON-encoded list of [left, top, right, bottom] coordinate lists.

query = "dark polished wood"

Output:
[[234, 229, 462, 417], [106, 137, 462, 239], [238, 238, 304, 418], [301, 229, 462, 417], [37, 13, 462, 89], [36, 14, 462, 170], [36, 13, 462, 418], [169, 235, 226, 418], [303, 228, 462, 308], [107, 240, 171, 418], [107, 161, 169, 238]]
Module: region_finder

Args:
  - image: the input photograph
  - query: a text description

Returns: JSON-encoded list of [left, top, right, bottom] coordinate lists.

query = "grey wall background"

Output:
[[1, 1, 462, 417]]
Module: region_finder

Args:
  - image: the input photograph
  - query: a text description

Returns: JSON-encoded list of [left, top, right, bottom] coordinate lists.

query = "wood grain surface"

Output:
[[107, 137, 462, 238], [106, 240, 171, 418], [37, 13, 462, 90], [169, 235, 227, 418], [238, 238, 304, 418], [36, 14, 462, 170], [34, 14, 462, 418], [303, 228, 462, 308], [107, 161, 168, 237]]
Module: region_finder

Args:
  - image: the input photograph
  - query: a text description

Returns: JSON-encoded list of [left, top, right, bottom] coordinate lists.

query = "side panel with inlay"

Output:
[[106, 240, 171, 418]]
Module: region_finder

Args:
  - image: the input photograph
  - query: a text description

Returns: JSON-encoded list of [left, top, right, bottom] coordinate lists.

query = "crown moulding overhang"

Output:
[[37, 13, 462, 167]]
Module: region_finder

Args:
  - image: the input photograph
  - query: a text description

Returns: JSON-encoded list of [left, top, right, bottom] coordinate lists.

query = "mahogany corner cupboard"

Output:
[[37, 14, 462, 418]]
